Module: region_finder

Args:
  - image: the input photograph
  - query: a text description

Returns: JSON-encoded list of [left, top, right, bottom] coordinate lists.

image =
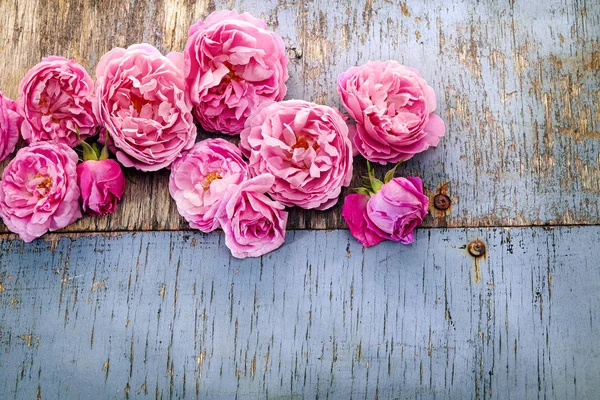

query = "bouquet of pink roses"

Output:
[[0, 9, 444, 257]]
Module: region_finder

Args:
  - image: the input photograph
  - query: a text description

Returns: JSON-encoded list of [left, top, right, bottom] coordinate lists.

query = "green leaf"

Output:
[[354, 187, 371, 196]]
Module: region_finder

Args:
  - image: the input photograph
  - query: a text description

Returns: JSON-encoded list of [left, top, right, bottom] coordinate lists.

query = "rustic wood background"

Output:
[[1, 0, 599, 398], [2, 228, 599, 398], [1, 0, 598, 231]]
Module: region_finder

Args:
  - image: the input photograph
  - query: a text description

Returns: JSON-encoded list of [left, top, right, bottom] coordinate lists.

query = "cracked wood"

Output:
[[1, 228, 599, 398]]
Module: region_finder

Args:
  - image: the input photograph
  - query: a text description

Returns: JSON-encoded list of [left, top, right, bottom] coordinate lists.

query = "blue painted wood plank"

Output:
[[0, 228, 598, 398]]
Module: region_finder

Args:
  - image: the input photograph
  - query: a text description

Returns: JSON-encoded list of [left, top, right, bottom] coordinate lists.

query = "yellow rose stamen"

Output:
[[202, 171, 222, 190], [34, 173, 53, 198]]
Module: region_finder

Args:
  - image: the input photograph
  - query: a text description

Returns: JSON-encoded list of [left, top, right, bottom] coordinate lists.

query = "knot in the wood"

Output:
[[286, 46, 303, 59], [433, 194, 451, 210], [467, 240, 486, 258]]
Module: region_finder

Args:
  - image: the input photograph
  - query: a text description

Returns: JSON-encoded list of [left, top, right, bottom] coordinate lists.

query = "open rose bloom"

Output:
[[240, 100, 353, 210], [338, 60, 445, 164], [96, 44, 196, 171], [0, 142, 81, 242], [217, 174, 288, 258], [0, 91, 21, 162], [17, 57, 98, 147], [169, 138, 248, 232], [184, 10, 288, 134]]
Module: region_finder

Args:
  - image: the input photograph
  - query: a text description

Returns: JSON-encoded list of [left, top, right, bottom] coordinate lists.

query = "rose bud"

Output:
[[342, 163, 428, 247], [338, 60, 445, 164], [341, 193, 385, 248], [0, 91, 22, 162], [366, 176, 429, 244], [76, 131, 126, 216]]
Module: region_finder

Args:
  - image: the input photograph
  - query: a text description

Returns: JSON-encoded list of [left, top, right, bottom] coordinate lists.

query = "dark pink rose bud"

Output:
[[342, 163, 428, 247], [0, 91, 22, 162], [341, 194, 385, 248], [365, 177, 429, 244], [77, 158, 126, 216]]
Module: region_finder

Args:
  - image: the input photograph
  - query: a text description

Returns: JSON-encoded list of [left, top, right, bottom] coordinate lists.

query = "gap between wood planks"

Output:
[[0, 223, 590, 241]]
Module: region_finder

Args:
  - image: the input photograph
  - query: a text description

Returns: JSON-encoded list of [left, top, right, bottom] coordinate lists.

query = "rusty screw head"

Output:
[[433, 194, 451, 211], [467, 240, 486, 258]]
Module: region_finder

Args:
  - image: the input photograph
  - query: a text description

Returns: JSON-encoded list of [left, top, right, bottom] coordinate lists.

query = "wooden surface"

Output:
[[1, 228, 599, 398], [1, 1, 599, 398], [1, 0, 599, 231]]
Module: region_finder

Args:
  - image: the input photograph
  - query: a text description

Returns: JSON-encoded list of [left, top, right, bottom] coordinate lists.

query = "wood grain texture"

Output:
[[1, 228, 599, 398], [0, 0, 599, 232]]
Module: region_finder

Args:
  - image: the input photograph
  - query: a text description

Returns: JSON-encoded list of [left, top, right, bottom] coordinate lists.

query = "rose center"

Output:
[[291, 136, 319, 151], [130, 95, 147, 115], [33, 173, 53, 198], [202, 171, 222, 189], [223, 62, 241, 83]]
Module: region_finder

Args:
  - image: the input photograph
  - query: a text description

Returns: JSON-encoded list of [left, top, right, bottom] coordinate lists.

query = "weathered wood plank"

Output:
[[0, 0, 599, 232], [0, 227, 598, 398]]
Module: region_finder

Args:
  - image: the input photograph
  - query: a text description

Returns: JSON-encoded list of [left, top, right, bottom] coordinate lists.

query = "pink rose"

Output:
[[368, 177, 428, 244], [169, 138, 248, 232], [342, 176, 428, 247], [338, 60, 445, 164], [217, 174, 288, 258], [77, 159, 126, 216], [341, 194, 384, 247], [240, 100, 353, 210], [0, 91, 21, 162], [0, 142, 81, 242], [96, 44, 196, 171], [17, 56, 98, 147], [184, 10, 288, 135]]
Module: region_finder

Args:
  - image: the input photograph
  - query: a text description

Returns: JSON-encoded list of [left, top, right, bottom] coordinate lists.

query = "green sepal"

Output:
[[369, 176, 384, 193], [99, 130, 110, 160], [383, 162, 402, 183], [354, 187, 371, 196], [75, 126, 100, 161]]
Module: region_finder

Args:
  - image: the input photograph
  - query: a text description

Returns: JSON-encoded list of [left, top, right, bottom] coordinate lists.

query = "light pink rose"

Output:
[[184, 10, 288, 135], [169, 138, 248, 232], [0, 91, 21, 162], [341, 194, 384, 247], [17, 57, 98, 147], [338, 60, 445, 164], [217, 174, 287, 258], [366, 177, 429, 244], [0, 142, 81, 242], [96, 44, 197, 171], [77, 159, 126, 216], [240, 100, 353, 210]]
